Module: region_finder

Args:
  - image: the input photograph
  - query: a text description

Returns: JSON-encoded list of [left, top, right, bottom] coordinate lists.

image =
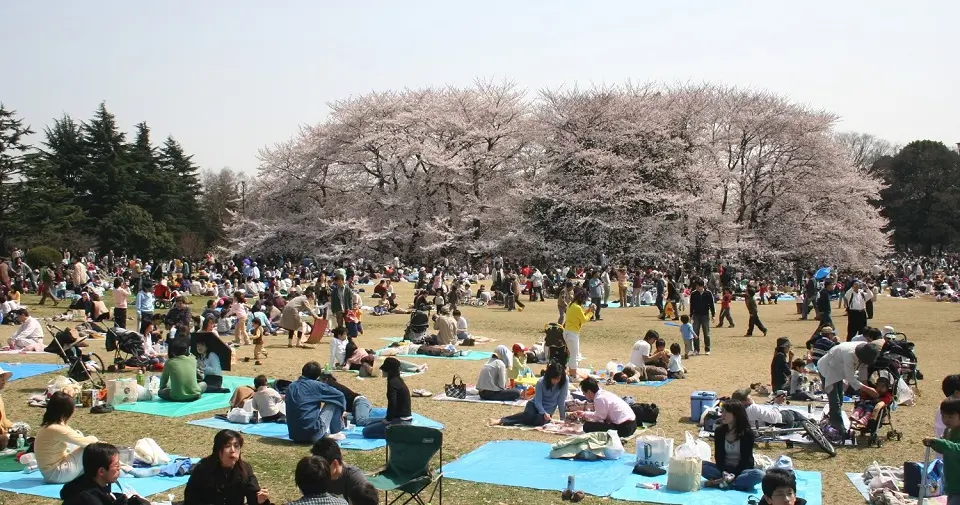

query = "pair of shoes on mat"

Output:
[[412, 389, 432, 397], [561, 489, 584, 502]]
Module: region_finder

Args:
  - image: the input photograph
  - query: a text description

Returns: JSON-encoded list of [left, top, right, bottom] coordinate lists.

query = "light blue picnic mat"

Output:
[[375, 349, 488, 361], [611, 469, 822, 505], [0, 462, 192, 499], [444, 440, 635, 497], [2, 363, 66, 381], [114, 375, 253, 417], [589, 371, 673, 387], [188, 409, 443, 451]]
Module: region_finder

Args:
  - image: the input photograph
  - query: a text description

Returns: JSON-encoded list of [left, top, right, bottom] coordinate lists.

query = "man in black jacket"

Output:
[[816, 279, 834, 330], [802, 274, 818, 320], [61, 443, 149, 505], [689, 279, 716, 354], [654, 274, 666, 319]]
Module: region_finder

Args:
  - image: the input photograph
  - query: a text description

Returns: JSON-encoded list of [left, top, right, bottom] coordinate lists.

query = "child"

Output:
[[650, 338, 670, 368], [251, 317, 267, 365], [758, 468, 806, 505], [329, 327, 349, 369], [795, 290, 804, 315], [923, 398, 960, 505], [454, 309, 469, 340], [717, 288, 734, 328], [667, 343, 685, 379], [679, 314, 695, 358], [788, 359, 814, 401], [851, 376, 894, 429], [251, 374, 285, 422], [345, 308, 363, 338]]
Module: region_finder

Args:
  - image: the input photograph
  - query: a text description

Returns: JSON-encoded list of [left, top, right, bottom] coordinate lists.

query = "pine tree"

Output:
[[79, 102, 134, 228], [159, 135, 204, 241], [15, 152, 84, 247], [0, 104, 35, 252], [127, 122, 172, 222]]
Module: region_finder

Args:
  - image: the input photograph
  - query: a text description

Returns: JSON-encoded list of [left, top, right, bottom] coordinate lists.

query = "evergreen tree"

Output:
[[15, 152, 84, 247], [127, 121, 172, 222], [79, 102, 134, 228], [0, 104, 34, 252], [159, 135, 204, 240]]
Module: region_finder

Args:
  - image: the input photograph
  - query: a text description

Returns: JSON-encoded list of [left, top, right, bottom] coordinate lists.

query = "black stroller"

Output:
[[44, 324, 106, 388], [403, 310, 430, 343], [883, 332, 921, 393], [105, 327, 148, 371], [851, 350, 906, 447]]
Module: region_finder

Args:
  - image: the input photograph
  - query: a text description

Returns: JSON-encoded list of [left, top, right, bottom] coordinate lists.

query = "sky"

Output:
[[2, 1, 958, 172]]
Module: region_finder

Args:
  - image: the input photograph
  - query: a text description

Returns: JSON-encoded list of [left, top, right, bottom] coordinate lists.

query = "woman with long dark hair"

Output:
[[35, 392, 99, 483], [184, 430, 270, 505], [702, 400, 764, 491], [489, 362, 567, 427], [361, 357, 411, 439]]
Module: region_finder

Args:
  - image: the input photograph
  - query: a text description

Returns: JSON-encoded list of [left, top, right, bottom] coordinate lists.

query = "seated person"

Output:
[[454, 309, 469, 340], [286, 361, 347, 443], [489, 362, 568, 426], [758, 468, 807, 505], [476, 285, 492, 303], [319, 372, 381, 427], [195, 338, 229, 393], [310, 438, 370, 500], [344, 341, 376, 377], [69, 291, 94, 319], [362, 358, 412, 439], [509, 343, 530, 380], [184, 430, 269, 505], [730, 388, 806, 428], [476, 345, 522, 402], [613, 365, 668, 383], [348, 484, 379, 505], [771, 337, 793, 393], [667, 343, 685, 379], [702, 400, 764, 491], [568, 377, 638, 437], [788, 359, 815, 401], [164, 296, 192, 329], [648, 338, 670, 368], [0, 366, 12, 447], [329, 327, 348, 368], [288, 456, 347, 505], [89, 293, 111, 323], [252, 375, 285, 422], [36, 392, 99, 483], [628, 330, 662, 368], [159, 339, 206, 402], [373, 280, 388, 299], [153, 282, 171, 303], [7, 308, 44, 351], [851, 376, 893, 429], [427, 308, 457, 346], [60, 442, 150, 505]]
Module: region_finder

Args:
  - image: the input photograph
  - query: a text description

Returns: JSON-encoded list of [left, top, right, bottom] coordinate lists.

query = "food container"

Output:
[[80, 389, 98, 408], [118, 446, 135, 465]]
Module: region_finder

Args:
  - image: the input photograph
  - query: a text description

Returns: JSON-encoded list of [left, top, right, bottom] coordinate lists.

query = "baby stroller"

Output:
[[849, 357, 904, 447], [105, 327, 148, 371], [544, 323, 569, 368], [883, 332, 921, 392], [402, 310, 430, 343], [43, 324, 105, 388]]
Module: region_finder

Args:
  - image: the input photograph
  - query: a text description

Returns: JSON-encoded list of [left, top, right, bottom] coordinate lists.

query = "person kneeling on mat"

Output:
[[568, 377, 637, 437], [476, 345, 521, 402]]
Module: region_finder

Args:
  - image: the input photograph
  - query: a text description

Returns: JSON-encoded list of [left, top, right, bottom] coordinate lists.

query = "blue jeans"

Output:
[[351, 396, 384, 427], [362, 418, 412, 439], [317, 403, 345, 440], [701, 461, 763, 491]]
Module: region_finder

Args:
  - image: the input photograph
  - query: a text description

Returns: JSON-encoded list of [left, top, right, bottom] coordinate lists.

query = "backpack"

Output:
[[629, 402, 660, 425]]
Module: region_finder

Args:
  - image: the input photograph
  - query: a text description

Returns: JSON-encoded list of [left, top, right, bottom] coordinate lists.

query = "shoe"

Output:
[[762, 330, 768, 337], [254, 360, 262, 365], [562, 490, 573, 501], [729, 324, 735, 328], [325, 432, 346, 441], [571, 491, 585, 503], [715, 325, 723, 328], [705, 351, 711, 355], [744, 334, 753, 337]]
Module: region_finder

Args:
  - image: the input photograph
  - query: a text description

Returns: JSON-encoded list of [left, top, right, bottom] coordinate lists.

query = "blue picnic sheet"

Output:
[[1, 362, 66, 381]]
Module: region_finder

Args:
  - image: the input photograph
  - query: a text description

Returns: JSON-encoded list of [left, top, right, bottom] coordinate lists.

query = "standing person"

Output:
[[744, 288, 767, 337], [817, 278, 835, 330], [818, 342, 881, 435], [617, 267, 629, 307], [563, 289, 594, 381], [655, 273, 667, 320], [39, 263, 60, 306], [511, 275, 526, 312], [601, 268, 612, 305], [557, 282, 574, 325], [225, 292, 251, 346], [716, 287, 735, 328], [568, 378, 637, 437], [362, 358, 412, 439], [280, 288, 319, 349], [530, 268, 544, 302], [134, 282, 154, 336], [111, 278, 130, 329], [922, 398, 960, 505], [844, 280, 872, 342], [330, 274, 353, 329], [701, 400, 764, 491], [665, 274, 681, 321], [802, 273, 818, 320], [689, 279, 716, 355], [632, 271, 643, 308], [587, 272, 603, 321]]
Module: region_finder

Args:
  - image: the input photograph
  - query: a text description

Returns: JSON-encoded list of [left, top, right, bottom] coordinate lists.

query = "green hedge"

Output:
[[24, 246, 62, 268]]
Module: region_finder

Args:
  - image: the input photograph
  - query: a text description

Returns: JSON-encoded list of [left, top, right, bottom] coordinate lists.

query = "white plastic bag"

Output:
[[635, 429, 674, 468], [755, 455, 774, 470], [603, 430, 625, 460], [134, 438, 170, 466], [772, 455, 793, 471], [227, 408, 252, 424], [675, 431, 711, 461]]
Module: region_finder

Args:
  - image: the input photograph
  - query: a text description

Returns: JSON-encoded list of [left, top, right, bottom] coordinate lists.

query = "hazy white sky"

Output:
[[2, 1, 957, 172]]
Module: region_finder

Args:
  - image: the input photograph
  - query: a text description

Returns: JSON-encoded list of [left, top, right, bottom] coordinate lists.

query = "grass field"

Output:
[[0, 284, 953, 505]]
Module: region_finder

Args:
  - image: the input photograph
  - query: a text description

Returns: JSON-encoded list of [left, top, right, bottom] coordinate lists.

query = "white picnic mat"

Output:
[[431, 392, 527, 407]]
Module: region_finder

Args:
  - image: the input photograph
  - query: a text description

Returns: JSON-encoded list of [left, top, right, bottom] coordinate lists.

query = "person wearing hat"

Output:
[[817, 341, 883, 433], [843, 279, 873, 342], [362, 357, 412, 439], [0, 365, 13, 448], [770, 337, 793, 394], [805, 326, 838, 367], [330, 274, 353, 329], [509, 343, 530, 380], [7, 308, 44, 351]]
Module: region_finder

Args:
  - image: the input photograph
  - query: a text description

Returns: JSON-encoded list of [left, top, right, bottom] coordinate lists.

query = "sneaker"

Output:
[[705, 351, 711, 355], [762, 330, 768, 337], [326, 432, 346, 441]]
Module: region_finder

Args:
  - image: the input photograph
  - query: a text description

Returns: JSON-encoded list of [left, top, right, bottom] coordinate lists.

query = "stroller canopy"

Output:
[[189, 332, 232, 372]]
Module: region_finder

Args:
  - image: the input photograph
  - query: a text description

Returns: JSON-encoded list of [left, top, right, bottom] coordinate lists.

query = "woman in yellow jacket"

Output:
[[563, 289, 594, 381]]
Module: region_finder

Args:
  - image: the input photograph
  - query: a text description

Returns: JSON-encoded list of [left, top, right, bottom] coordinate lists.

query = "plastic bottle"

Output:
[[136, 369, 145, 386]]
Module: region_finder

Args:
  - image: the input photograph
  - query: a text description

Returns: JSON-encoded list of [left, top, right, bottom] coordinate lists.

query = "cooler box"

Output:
[[690, 390, 718, 422]]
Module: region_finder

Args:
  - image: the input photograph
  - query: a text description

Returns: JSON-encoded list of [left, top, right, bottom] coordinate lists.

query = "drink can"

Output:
[[567, 475, 575, 492], [509, 379, 515, 389]]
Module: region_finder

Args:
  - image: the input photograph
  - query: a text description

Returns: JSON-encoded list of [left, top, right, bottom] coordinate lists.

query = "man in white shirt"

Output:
[[844, 280, 873, 341], [530, 269, 544, 302], [569, 377, 637, 437], [628, 331, 660, 368], [8, 309, 44, 351], [251, 375, 285, 422], [730, 388, 806, 428]]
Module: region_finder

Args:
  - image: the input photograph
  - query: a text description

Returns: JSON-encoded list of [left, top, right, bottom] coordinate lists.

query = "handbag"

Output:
[[444, 375, 467, 399], [634, 429, 674, 468], [630, 402, 660, 424]]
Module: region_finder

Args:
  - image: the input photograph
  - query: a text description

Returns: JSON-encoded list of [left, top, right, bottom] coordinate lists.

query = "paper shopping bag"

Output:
[[635, 429, 674, 469]]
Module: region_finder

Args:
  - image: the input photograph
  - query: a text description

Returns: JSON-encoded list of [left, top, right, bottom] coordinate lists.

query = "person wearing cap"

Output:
[[362, 357, 412, 439], [805, 326, 838, 368], [770, 337, 793, 393], [509, 343, 529, 380], [817, 341, 882, 433], [286, 361, 347, 443], [8, 308, 44, 351], [844, 280, 873, 341], [730, 388, 807, 429]]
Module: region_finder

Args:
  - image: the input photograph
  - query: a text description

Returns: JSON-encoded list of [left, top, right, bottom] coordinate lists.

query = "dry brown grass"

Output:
[[0, 285, 954, 505]]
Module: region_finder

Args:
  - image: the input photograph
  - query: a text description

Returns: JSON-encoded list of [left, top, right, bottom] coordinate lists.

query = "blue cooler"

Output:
[[690, 391, 718, 422]]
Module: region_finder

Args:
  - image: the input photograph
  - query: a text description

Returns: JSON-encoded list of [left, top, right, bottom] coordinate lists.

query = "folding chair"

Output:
[[368, 425, 443, 505]]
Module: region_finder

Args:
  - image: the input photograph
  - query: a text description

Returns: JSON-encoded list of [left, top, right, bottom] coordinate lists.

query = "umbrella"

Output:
[[189, 332, 232, 372], [814, 267, 832, 280]]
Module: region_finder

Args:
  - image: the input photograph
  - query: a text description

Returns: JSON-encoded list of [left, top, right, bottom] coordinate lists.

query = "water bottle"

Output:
[[136, 369, 145, 386]]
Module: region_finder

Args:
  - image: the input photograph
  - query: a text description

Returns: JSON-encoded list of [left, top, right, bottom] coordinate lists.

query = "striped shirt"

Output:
[[810, 335, 838, 365]]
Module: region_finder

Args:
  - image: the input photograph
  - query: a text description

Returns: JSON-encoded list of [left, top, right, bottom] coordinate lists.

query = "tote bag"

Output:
[[635, 429, 674, 468]]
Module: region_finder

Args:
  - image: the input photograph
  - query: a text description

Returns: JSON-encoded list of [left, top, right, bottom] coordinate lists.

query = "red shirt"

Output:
[[721, 293, 732, 309]]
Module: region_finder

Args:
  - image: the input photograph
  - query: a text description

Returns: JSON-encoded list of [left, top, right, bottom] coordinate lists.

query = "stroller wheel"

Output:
[[875, 438, 883, 448]]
